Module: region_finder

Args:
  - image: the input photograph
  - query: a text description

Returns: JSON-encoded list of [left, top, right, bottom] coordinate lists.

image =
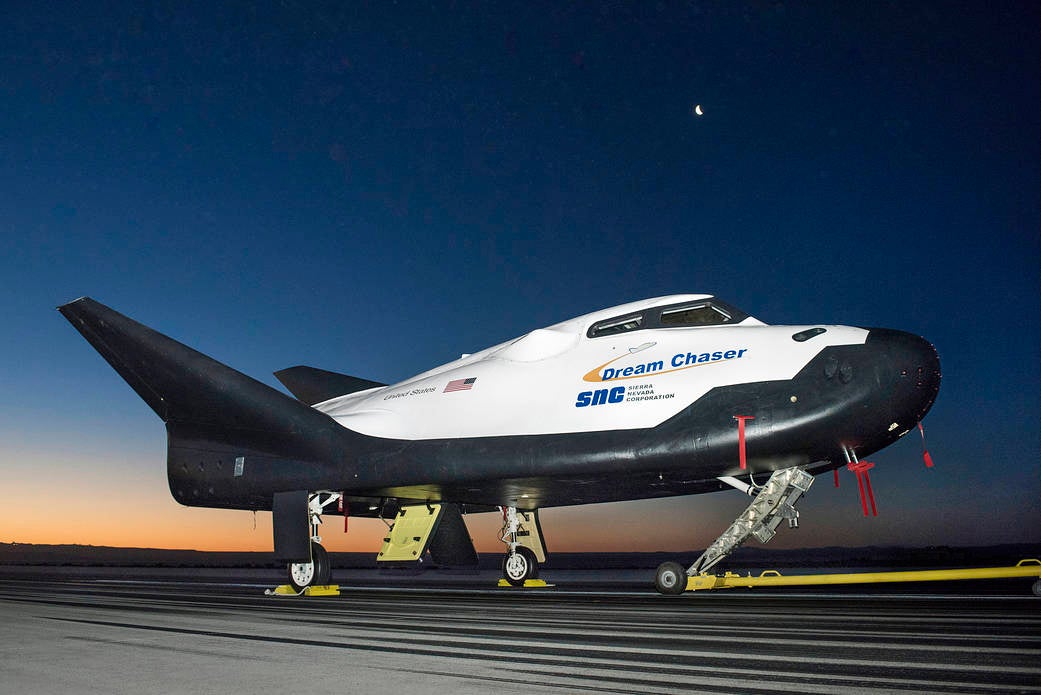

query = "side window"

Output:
[[588, 313, 643, 338], [660, 303, 732, 327]]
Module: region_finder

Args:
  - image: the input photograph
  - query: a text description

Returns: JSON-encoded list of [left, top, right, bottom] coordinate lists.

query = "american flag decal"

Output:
[[444, 377, 477, 393]]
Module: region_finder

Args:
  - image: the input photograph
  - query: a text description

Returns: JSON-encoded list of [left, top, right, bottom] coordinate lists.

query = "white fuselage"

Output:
[[317, 295, 869, 440]]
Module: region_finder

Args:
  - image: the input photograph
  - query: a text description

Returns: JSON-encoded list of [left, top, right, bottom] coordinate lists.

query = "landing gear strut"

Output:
[[654, 467, 814, 595], [285, 492, 340, 591], [499, 507, 546, 586]]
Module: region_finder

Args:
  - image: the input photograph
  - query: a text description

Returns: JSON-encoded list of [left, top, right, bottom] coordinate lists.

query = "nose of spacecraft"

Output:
[[863, 327, 941, 429]]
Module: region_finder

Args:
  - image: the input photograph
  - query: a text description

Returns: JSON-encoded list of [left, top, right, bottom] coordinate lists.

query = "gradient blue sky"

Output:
[[1, 2, 1038, 552]]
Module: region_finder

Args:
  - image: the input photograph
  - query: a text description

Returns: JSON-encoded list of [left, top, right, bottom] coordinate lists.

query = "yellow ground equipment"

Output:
[[266, 584, 341, 597], [685, 558, 1041, 593], [496, 579, 553, 588], [377, 504, 443, 562]]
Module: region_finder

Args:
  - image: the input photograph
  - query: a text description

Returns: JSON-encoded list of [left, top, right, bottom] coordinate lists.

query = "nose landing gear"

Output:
[[499, 507, 547, 587]]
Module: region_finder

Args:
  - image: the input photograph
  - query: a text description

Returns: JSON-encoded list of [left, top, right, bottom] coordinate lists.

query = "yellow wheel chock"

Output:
[[497, 578, 552, 588], [266, 584, 340, 596]]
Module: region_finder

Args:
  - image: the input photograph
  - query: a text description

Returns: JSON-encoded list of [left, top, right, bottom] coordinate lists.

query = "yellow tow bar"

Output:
[[685, 558, 1041, 592]]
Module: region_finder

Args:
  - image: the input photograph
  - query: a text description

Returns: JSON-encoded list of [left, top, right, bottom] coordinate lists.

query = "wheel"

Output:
[[655, 561, 688, 595], [502, 547, 539, 586], [502, 547, 538, 586], [287, 541, 330, 591], [1032, 579, 1041, 597]]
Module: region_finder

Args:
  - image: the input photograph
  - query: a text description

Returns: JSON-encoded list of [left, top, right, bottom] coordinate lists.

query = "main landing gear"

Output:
[[285, 492, 340, 592], [655, 467, 814, 595], [499, 507, 547, 586]]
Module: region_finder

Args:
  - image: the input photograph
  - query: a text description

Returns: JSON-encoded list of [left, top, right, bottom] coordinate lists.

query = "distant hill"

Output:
[[2, 542, 1038, 570], [0, 543, 288, 568]]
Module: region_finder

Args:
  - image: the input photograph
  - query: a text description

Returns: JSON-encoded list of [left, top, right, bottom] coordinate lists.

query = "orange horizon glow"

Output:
[[0, 441, 741, 553], [4, 501, 720, 553], [5, 435, 1035, 555]]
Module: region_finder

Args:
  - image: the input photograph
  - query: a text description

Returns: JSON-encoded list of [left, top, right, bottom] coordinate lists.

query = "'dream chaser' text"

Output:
[[599, 348, 748, 381]]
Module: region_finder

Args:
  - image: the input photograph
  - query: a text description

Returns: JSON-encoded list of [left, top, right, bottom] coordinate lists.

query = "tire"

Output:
[[655, 561, 688, 595], [502, 547, 539, 586], [287, 541, 330, 591], [313, 542, 331, 586], [1032, 579, 1041, 597]]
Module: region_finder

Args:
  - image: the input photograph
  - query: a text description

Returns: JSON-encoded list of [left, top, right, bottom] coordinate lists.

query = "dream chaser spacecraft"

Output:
[[59, 295, 940, 593]]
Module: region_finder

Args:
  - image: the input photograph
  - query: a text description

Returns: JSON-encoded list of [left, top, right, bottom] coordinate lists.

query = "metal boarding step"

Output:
[[688, 467, 814, 576]]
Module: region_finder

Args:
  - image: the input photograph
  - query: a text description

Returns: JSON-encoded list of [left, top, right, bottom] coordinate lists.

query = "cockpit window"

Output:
[[660, 303, 732, 327], [586, 297, 749, 338], [588, 313, 643, 338]]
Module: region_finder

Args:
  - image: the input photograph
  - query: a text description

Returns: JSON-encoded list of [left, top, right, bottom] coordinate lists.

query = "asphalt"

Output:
[[1, 568, 1039, 694]]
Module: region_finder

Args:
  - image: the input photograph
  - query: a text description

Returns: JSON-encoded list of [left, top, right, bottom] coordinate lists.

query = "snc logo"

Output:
[[575, 386, 625, 407]]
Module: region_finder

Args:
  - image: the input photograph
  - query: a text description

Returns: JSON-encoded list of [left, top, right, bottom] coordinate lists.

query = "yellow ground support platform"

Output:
[[497, 579, 553, 588], [685, 559, 1041, 592], [266, 584, 340, 596], [377, 503, 442, 562]]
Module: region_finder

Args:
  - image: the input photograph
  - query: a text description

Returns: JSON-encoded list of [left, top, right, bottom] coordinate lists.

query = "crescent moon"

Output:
[[694, 104, 704, 116]]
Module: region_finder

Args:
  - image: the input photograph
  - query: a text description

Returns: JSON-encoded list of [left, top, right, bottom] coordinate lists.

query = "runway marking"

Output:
[[293, 612, 1040, 655], [41, 614, 1041, 694], [5, 576, 1040, 695], [64, 634, 270, 662], [46, 615, 1041, 678], [20, 589, 1039, 650]]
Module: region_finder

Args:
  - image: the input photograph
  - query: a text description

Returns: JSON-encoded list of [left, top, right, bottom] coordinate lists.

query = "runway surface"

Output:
[[1, 569, 1039, 694]]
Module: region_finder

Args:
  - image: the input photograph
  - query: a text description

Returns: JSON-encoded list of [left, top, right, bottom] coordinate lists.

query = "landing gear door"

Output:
[[272, 490, 310, 562], [517, 510, 547, 563]]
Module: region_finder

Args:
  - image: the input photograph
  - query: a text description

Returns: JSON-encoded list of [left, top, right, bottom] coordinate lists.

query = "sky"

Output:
[[0, 2, 1038, 554]]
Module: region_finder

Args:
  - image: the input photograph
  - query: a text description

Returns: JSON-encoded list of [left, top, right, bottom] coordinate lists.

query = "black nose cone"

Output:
[[865, 328, 941, 427]]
